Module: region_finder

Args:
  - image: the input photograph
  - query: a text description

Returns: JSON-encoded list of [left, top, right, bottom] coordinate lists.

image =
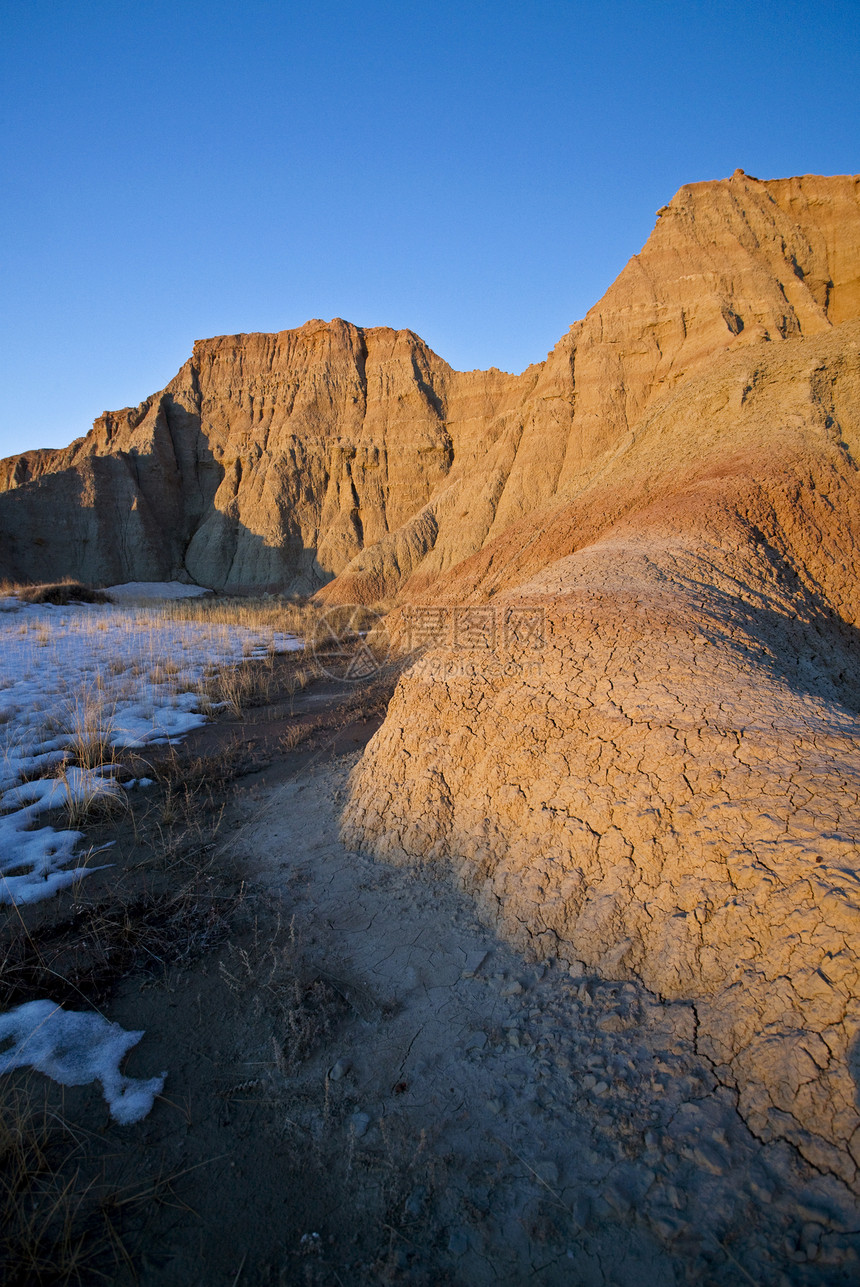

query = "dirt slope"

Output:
[[344, 321, 860, 1186]]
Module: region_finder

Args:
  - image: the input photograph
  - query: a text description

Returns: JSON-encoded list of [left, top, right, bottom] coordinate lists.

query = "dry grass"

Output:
[[196, 652, 316, 719], [161, 593, 393, 643], [143, 738, 250, 796], [196, 658, 275, 718], [56, 681, 116, 772], [217, 912, 349, 1075], [0, 599, 415, 1282], [0, 1081, 113, 1286], [59, 770, 129, 832], [0, 1075, 207, 1286], [16, 582, 112, 607], [0, 868, 242, 1013], [279, 723, 312, 752]]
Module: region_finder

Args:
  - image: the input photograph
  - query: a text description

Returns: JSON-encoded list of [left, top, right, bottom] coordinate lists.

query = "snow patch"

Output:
[[0, 602, 303, 904], [104, 581, 213, 601], [2, 765, 123, 817], [0, 999, 166, 1124]]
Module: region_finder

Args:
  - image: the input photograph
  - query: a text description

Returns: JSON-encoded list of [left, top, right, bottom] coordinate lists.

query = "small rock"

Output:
[[464, 1030, 488, 1050], [571, 1193, 591, 1229], [461, 950, 489, 978], [349, 1112, 371, 1138], [801, 1222, 822, 1258], [535, 1160, 559, 1186], [603, 1183, 631, 1215], [650, 1212, 688, 1240], [447, 1228, 469, 1256], [329, 1059, 350, 1081], [597, 1014, 627, 1033], [688, 1142, 725, 1176], [404, 1186, 427, 1218], [501, 981, 524, 997]]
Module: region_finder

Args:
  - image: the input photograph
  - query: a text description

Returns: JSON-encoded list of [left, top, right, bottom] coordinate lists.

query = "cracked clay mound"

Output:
[[343, 321, 860, 1191]]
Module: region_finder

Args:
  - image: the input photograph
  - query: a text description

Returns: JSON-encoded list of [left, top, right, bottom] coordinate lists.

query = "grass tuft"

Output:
[[17, 583, 112, 607]]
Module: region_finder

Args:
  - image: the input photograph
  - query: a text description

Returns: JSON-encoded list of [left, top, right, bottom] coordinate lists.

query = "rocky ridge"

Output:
[[3, 170, 860, 1197], [2, 171, 858, 599]]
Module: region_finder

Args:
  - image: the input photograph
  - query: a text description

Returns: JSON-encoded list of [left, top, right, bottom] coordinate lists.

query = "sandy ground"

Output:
[[4, 671, 860, 1284], [123, 746, 859, 1285]]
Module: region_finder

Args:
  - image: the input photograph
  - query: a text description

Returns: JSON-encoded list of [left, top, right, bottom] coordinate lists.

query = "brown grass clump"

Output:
[[196, 652, 318, 719], [0, 873, 242, 1013], [55, 683, 116, 773], [59, 771, 128, 831], [196, 660, 274, 718], [218, 913, 349, 1074], [0, 1077, 195, 1286], [18, 583, 112, 607], [0, 1081, 113, 1286], [279, 723, 312, 752], [161, 593, 393, 643]]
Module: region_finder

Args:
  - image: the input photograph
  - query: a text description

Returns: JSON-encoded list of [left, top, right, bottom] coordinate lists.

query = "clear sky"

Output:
[[1, 0, 858, 457]]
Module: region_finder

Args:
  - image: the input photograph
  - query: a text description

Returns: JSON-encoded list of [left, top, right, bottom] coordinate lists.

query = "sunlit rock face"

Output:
[[343, 174, 860, 1188], [4, 171, 860, 1184], [2, 172, 858, 597]]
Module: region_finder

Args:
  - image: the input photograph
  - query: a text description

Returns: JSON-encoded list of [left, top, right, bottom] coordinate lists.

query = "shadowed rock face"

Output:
[[3, 171, 858, 595], [5, 171, 860, 1187]]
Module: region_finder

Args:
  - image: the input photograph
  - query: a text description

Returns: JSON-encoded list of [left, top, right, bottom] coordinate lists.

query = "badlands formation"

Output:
[[3, 170, 860, 1187]]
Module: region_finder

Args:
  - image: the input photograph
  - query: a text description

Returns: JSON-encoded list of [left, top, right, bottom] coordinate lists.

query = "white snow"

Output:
[[0, 999, 165, 1124], [0, 597, 303, 905], [2, 765, 124, 816], [104, 581, 213, 601]]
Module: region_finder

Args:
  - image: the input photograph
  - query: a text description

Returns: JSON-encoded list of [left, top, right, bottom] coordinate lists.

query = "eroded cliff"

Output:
[[2, 171, 858, 597], [4, 171, 860, 1190], [344, 323, 860, 1186]]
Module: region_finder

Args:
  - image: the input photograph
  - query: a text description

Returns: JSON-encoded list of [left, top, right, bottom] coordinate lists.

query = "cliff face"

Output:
[[342, 174, 860, 1186], [0, 320, 467, 589], [2, 170, 858, 595], [345, 323, 860, 1185], [4, 172, 860, 1184], [322, 169, 860, 601]]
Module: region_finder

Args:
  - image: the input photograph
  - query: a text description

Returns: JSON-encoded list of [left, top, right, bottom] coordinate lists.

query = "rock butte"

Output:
[[3, 170, 860, 1186]]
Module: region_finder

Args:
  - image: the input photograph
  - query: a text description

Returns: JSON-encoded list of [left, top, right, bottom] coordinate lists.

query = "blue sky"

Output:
[[1, 0, 858, 456]]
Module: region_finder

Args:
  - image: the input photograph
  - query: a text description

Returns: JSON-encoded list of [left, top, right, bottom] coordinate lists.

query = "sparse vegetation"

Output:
[[0, 598, 427, 1284], [0, 1079, 119, 1286], [196, 656, 279, 717], [59, 682, 117, 772], [161, 593, 393, 646], [0, 851, 240, 1015], [17, 582, 112, 607]]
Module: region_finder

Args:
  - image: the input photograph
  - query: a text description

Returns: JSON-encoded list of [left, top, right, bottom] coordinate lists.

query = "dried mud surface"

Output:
[[345, 323, 860, 1192], [4, 676, 860, 1284]]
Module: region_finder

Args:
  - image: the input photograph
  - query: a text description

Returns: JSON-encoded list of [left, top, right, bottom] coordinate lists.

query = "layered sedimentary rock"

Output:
[[343, 174, 860, 1186], [344, 323, 860, 1186], [2, 171, 858, 597], [322, 169, 860, 602], [0, 322, 467, 589], [4, 169, 860, 1187]]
